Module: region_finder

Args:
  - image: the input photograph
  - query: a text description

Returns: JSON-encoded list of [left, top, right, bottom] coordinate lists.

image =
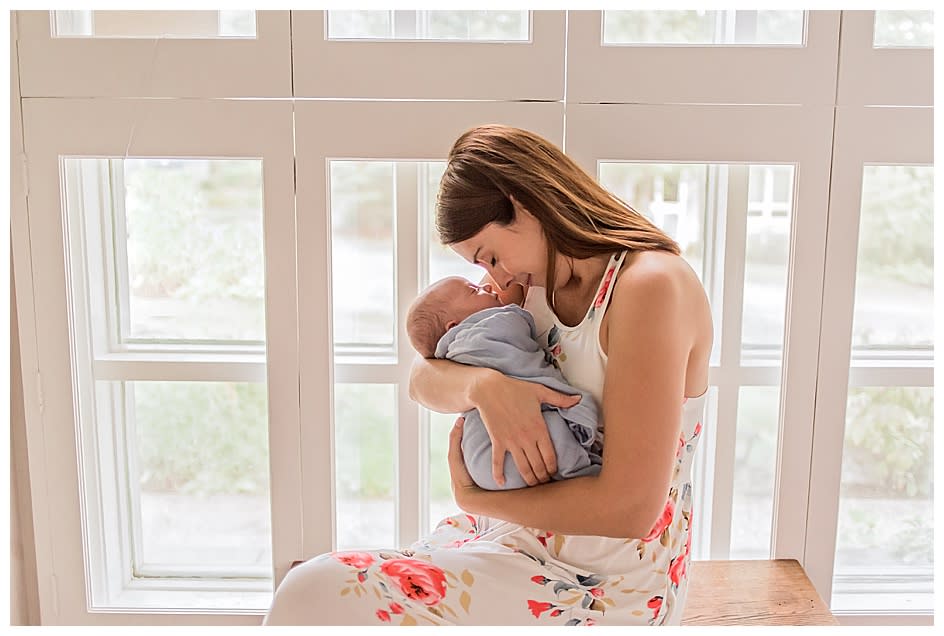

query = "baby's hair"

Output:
[[406, 296, 449, 358]]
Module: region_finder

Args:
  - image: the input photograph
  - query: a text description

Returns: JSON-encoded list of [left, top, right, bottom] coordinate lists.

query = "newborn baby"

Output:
[[406, 276, 602, 490]]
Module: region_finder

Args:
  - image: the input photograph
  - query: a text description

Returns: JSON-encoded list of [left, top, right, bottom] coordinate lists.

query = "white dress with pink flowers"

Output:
[[263, 251, 707, 626]]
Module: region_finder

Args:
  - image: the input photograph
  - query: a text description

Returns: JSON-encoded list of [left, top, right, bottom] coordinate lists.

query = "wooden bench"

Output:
[[682, 559, 839, 625]]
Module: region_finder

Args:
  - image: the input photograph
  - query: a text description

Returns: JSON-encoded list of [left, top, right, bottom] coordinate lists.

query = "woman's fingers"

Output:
[[448, 417, 476, 495], [542, 387, 582, 409], [508, 447, 539, 487], [536, 435, 558, 478], [492, 442, 508, 488]]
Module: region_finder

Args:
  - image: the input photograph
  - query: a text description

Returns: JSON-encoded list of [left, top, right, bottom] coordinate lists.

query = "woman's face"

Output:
[[450, 202, 549, 290]]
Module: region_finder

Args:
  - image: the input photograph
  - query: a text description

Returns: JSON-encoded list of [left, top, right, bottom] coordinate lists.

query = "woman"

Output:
[[264, 124, 713, 626]]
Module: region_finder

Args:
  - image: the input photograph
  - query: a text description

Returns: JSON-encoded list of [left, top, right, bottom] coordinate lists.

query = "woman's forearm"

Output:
[[408, 356, 496, 414], [462, 474, 655, 539]]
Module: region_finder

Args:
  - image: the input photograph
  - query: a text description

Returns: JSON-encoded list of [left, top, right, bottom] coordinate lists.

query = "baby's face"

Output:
[[433, 277, 504, 324]]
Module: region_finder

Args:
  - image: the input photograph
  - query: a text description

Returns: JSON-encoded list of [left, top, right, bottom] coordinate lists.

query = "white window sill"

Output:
[[93, 580, 273, 613]]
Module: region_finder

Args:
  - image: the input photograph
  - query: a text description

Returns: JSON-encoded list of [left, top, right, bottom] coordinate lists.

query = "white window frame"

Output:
[[565, 103, 835, 564], [290, 10, 565, 99], [566, 10, 840, 105], [292, 100, 564, 559], [16, 97, 300, 624], [836, 11, 933, 106], [14, 10, 292, 98], [806, 105, 934, 617]]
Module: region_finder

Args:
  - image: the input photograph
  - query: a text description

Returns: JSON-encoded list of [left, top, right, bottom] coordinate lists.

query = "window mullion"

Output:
[[106, 159, 132, 351], [708, 164, 749, 559], [92, 358, 266, 383], [394, 162, 421, 547]]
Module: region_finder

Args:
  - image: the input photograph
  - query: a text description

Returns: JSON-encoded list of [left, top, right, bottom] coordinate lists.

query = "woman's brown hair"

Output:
[[436, 124, 681, 310]]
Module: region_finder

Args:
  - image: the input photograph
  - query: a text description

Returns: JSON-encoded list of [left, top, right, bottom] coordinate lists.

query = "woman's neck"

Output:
[[555, 253, 613, 295], [548, 252, 617, 326]]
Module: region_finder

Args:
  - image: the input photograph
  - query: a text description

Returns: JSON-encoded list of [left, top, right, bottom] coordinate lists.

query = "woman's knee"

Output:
[[264, 558, 337, 625]]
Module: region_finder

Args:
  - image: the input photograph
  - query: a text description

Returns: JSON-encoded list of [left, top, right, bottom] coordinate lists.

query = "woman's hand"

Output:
[[448, 417, 480, 510], [471, 372, 581, 487]]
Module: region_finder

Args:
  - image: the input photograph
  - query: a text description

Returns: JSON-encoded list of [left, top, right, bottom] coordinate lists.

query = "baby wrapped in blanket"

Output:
[[406, 276, 602, 490]]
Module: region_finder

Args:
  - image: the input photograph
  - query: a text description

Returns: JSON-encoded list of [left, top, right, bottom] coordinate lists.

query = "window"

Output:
[[53, 10, 256, 38], [327, 10, 529, 41], [62, 157, 273, 607], [832, 166, 933, 609], [872, 11, 933, 48], [804, 107, 932, 619], [602, 10, 804, 45]]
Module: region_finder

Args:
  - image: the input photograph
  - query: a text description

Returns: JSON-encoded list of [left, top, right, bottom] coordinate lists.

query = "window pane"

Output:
[[730, 386, 778, 559], [853, 166, 933, 350], [53, 10, 256, 38], [330, 161, 395, 349], [335, 384, 397, 550], [425, 161, 485, 286], [131, 381, 271, 575], [427, 411, 462, 535], [833, 388, 933, 586], [598, 162, 707, 284], [873, 11, 934, 48], [328, 10, 529, 40], [122, 159, 265, 343], [603, 10, 804, 45], [743, 165, 794, 359]]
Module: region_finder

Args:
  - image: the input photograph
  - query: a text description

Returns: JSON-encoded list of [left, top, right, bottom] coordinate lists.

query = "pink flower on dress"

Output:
[[389, 602, 404, 614], [376, 609, 391, 622], [694, 421, 703, 437], [380, 559, 448, 606], [669, 521, 693, 587], [641, 498, 675, 542], [590, 587, 604, 598], [586, 618, 596, 626], [331, 551, 375, 570], [593, 268, 615, 309], [676, 435, 685, 458], [668, 552, 687, 586], [527, 599, 554, 618], [647, 595, 663, 621], [531, 575, 548, 584], [537, 531, 554, 548]]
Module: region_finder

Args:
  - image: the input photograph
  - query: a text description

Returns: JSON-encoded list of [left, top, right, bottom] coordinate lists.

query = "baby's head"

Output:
[[406, 276, 504, 357]]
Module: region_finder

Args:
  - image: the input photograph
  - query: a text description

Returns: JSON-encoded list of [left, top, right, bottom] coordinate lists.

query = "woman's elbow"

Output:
[[407, 355, 427, 402], [598, 480, 668, 540]]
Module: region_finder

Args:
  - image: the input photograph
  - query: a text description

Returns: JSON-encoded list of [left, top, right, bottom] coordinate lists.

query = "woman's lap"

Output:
[[263, 513, 680, 626]]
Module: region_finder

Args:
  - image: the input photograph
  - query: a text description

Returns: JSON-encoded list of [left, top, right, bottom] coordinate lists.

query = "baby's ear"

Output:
[[445, 320, 459, 331]]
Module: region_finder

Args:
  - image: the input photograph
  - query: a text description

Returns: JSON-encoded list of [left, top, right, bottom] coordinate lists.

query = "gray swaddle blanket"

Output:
[[434, 304, 602, 490]]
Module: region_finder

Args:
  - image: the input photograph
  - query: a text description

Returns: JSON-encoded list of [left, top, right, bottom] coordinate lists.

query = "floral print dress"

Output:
[[264, 252, 708, 626]]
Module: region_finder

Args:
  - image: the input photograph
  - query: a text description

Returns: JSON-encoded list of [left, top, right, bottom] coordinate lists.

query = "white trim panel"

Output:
[[837, 11, 933, 106], [291, 10, 565, 100], [15, 10, 292, 98], [566, 10, 840, 105]]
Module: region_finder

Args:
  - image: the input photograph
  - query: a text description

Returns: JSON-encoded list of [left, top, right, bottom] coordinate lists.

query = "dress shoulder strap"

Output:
[[586, 250, 628, 321]]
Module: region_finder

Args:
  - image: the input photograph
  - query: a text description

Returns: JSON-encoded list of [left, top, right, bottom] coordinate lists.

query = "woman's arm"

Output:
[[451, 262, 696, 538], [408, 356, 494, 415]]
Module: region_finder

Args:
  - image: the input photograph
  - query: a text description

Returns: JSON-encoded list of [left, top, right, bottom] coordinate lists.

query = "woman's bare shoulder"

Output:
[[609, 250, 712, 346], [615, 250, 692, 296]]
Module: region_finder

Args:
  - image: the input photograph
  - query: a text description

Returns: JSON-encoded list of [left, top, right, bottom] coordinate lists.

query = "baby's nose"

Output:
[[480, 283, 493, 293]]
